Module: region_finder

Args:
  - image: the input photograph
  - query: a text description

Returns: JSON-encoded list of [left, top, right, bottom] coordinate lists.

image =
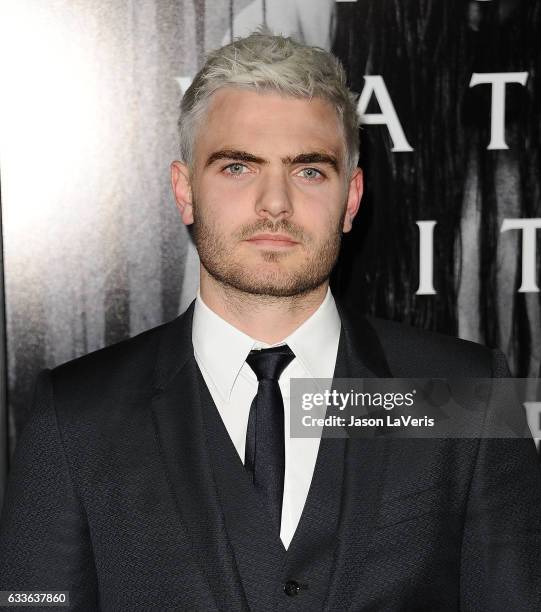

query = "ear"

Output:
[[171, 161, 194, 225], [342, 167, 363, 233]]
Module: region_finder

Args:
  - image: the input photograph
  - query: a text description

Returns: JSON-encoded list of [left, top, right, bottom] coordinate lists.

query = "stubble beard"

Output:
[[191, 200, 346, 298]]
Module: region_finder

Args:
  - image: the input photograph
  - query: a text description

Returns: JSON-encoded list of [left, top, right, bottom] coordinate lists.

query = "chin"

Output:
[[202, 254, 332, 297], [226, 270, 328, 298]]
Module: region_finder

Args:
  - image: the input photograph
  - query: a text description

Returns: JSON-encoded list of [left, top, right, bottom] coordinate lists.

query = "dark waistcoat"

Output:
[[198, 367, 346, 611]]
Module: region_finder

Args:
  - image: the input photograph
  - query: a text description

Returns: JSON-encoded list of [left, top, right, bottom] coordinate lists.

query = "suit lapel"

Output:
[[150, 302, 248, 611], [325, 303, 393, 611], [334, 301, 393, 380]]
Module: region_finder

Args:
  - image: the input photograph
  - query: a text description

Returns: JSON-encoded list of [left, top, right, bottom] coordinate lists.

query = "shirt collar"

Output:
[[282, 287, 341, 380], [192, 287, 341, 402]]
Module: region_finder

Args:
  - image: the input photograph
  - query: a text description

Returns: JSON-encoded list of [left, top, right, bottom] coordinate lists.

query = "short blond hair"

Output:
[[178, 30, 360, 176]]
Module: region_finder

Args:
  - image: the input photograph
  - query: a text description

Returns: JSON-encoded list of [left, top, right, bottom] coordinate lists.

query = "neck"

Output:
[[199, 269, 329, 344]]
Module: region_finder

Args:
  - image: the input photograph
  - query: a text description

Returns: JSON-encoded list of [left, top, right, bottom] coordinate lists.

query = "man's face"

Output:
[[172, 88, 362, 297]]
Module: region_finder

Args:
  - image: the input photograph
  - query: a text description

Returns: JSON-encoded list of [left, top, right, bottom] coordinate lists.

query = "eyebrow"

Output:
[[205, 149, 340, 172], [205, 149, 267, 167], [283, 152, 339, 172]]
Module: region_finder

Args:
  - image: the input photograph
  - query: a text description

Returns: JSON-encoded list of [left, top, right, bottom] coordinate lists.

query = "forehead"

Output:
[[194, 88, 345, 162]]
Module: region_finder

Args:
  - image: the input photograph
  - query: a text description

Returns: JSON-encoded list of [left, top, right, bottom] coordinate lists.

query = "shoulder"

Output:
[[39, 300, 196, 426], [50, 319, 171, 398], [48, 301, 196, 400], [25, 312, 191, 438], [364, 315, 501, 378]]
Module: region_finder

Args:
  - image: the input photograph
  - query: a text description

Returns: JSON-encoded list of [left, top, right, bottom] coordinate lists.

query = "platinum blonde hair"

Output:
[[178, 30, 360, 176]]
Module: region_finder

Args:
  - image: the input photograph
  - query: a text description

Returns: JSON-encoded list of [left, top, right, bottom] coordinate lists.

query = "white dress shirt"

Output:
[[192, 287, 341, 549]]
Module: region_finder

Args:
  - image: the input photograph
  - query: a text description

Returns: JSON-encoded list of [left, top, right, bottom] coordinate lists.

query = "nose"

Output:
[[254, 170, 294, 220]]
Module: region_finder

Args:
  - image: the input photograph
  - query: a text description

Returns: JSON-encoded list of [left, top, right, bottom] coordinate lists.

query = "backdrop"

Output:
[[0, 0, 540, 508]]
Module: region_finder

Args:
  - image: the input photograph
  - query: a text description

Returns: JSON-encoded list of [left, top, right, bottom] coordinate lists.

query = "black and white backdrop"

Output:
[[0, 0, 540, 509]]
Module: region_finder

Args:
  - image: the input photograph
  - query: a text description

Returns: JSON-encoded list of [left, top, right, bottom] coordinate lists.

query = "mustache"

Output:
[[236, 219, 307, 242]]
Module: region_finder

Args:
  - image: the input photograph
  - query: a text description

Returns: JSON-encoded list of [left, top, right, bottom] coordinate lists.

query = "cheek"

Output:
[[199, 175, 252, 210], [194, 193, 249, 237], [295, 189, 345, 230]]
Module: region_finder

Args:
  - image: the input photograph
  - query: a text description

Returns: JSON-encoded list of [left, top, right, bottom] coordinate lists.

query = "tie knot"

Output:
[[246, 344, 295, 381]]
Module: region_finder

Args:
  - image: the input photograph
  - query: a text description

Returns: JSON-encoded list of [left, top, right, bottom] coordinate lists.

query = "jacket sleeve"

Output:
[[459, 349, 541, 611], [0, 370, 99, 611]]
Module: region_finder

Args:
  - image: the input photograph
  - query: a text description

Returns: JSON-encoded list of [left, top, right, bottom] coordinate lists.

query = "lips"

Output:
[[246, 233, 299, 247]]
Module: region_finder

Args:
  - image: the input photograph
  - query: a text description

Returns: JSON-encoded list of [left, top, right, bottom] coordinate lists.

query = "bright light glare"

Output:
[[0, 0, 101, 245]]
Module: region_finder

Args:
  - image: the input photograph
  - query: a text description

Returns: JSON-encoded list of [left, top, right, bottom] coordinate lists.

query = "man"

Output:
[[0, 31, 540, 611]]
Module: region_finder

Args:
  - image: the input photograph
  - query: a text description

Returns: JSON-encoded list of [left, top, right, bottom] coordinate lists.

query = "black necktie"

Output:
[[245, 344, 295, 530]]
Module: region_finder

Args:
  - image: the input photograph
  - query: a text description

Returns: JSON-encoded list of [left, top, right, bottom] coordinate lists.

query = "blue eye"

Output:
[[300, 168, 323, 179], [224, 163, 248, 175]]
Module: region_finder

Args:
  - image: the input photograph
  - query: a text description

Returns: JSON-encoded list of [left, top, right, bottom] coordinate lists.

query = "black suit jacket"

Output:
[[0, 301, 540, 611]]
